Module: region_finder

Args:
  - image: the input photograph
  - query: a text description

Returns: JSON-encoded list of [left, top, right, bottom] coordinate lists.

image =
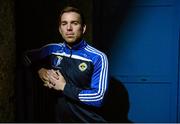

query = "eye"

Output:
[[73, 22, 78, 25], [61, 22, 67, 26], [72, 21, 79, 25]]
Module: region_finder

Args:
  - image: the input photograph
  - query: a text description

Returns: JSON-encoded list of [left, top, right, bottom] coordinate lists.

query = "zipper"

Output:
[[70, 49, 72, 58]]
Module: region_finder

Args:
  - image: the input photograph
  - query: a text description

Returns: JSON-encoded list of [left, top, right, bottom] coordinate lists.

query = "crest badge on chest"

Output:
[[79, 62, 87, 72], [55, 55, 63, 67]]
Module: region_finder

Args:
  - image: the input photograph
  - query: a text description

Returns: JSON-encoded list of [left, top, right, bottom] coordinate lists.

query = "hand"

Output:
[[38, 68, 59, 88], [48, 70, 66, 91]]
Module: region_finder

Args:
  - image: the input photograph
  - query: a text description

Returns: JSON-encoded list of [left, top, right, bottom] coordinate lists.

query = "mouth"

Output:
[[67, 35, 73, 37], [66, 32, 74, 35], [66, 34, 74, 38]]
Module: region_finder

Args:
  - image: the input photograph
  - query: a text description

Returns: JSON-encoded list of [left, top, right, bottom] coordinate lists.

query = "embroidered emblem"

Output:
[[79, 62, 87, 71], [55, 55, 63, 67]]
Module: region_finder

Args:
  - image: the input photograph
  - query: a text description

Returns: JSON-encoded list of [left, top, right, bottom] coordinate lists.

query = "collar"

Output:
[[64, 39, 87, 50]]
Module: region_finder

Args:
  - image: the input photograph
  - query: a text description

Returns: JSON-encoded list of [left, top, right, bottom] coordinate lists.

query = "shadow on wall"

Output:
[[101, 76, 132, 123]]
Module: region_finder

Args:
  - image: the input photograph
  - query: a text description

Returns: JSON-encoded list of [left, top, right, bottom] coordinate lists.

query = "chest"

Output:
[[50, 54, 94, 88]]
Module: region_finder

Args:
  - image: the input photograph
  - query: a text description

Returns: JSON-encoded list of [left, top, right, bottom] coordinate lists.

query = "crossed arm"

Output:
[[37, 54, 108, 107]]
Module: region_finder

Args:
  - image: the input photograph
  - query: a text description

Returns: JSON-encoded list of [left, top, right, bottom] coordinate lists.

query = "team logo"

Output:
[[79, 62, 87, 72], [54, 55, 63, 67]]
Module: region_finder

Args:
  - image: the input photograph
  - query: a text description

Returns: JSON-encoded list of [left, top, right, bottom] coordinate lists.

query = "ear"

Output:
[[59, 26, 62, 35], [82, 24, 86, 34]]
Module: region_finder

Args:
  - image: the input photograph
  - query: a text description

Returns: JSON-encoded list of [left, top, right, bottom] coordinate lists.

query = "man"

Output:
[[25, 6, 109, 122]]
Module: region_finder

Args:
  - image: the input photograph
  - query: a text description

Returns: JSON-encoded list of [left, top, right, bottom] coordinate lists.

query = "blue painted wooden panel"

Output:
[[109, 4, 179, 123], [124, 83, 172, 122], [109, 7, 179, 77], [175, 0, 180, 122]]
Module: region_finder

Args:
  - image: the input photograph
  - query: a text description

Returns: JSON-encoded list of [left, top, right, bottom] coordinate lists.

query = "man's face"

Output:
[[59, 12, 86, 45]]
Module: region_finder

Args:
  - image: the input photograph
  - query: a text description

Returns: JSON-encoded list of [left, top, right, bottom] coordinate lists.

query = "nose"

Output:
[[67, 24, 72, 31]]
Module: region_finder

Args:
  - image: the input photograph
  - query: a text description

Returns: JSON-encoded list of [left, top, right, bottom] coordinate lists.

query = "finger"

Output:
[[43, 83, 48, 87], [44, 82, 54, 88], [48, 83, 54, 88], [52, 70, 60, 79], [48, 75, 56, 83], [48, 76, 58, 86], [43, 80, 49, 84], [51, 69, 58, 75], [48, 69, 57, 74], [43, 80, 50, 87], [38, 68, 48, 76], [49, 81, 56, 86], [40, 77, 49, 82], [41, 78, 49, 83], [39, 70, 49, 81], [47, 70, 59, 79], [56, 70, 62, 77]]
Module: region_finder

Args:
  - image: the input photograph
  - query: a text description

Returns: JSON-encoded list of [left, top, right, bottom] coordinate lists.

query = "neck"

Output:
[[66, 39, 82, 49]]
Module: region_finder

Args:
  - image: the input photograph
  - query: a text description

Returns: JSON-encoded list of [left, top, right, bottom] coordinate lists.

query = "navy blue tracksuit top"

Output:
[[24, 40, 109, 122]]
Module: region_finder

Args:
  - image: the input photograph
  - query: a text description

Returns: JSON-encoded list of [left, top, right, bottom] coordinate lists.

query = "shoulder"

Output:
[[37, 42, 64, 52], [85, 44, 107, 57], [85, 44, 108, 63]]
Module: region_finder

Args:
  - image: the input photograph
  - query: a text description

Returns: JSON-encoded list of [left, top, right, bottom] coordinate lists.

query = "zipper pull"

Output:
[[70, 49, 72, 58]]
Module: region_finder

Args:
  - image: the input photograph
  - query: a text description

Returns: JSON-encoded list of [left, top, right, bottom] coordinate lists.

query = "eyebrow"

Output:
[[71, 20, 80, 23], [61, 20, 80, 24]]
